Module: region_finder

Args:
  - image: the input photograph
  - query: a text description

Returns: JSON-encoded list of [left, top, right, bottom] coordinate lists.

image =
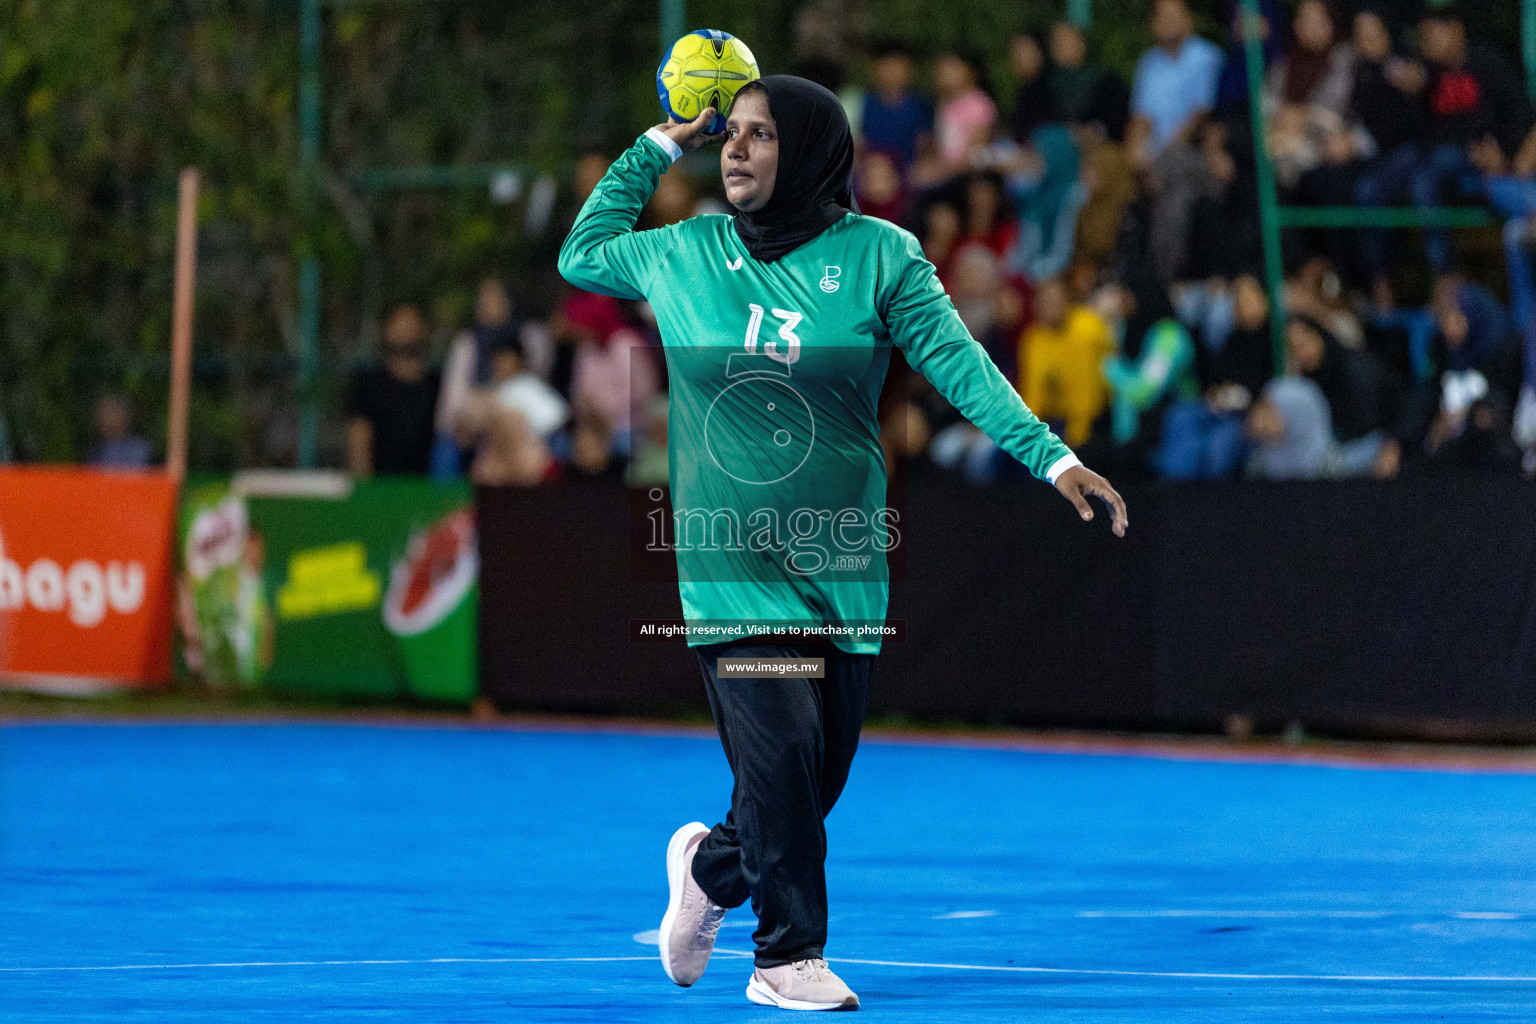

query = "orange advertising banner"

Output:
[[0, 467, 176, 688]]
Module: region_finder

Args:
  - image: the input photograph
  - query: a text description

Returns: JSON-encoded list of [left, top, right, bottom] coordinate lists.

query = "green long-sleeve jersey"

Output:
[[559, 130, 1077, 654]]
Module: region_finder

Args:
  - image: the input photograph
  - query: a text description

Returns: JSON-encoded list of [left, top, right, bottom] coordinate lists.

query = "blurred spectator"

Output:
[[460, 333, 567, 487], [90, 395, 152, 469], [921, 202, 963, 286], [1405, 5, 1532, 275], [1263, 0, 1363, 192], [1073, 139, 1138, 269], [1290, 6, 1422, 283], [346, 305, 440, 478], [1163, 274, 1275, 478], [1008, 32, 1053, 145], [1186, 117, 1263, 281], [855, 150, 912, 225], [1004, 125, 1088, 283], [1097, 266, 1199, 466], [1286, 255, 1364, 348], [859, 41, 933, 172], [1045, 21, 1129, 142], [1277, 314, 1401, 477], [1129, 0, 1223, 159], [913, 50, 997, 187], [1246, 375, 1336, 478], [1213, 0, 1284, 118], [645, 171, 697, 228], [1396, 277, 1523, 470], [946, 243, 1006, 346], [1483, 122, 1536, 445], [435, 277, 532, 478], [1017, 276, 1114, 448], [562, 291, 660, 463], [961, 172, 1018, 258], [1129, 0, 1224, 280], [1348, 8, 1425, 162]]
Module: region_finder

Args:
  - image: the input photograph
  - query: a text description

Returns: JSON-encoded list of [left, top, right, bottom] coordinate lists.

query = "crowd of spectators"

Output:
[[349, 0, 1536, 486]]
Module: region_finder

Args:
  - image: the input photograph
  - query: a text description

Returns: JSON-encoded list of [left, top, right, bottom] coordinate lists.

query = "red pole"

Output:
[[166, 167, 199, 485]]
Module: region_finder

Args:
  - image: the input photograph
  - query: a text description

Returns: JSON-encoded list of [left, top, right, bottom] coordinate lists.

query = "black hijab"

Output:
[[732, 75, 857, 263]]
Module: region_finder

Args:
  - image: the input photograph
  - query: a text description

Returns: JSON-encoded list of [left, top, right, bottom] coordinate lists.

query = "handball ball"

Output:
[[657, 30, 760, 135]]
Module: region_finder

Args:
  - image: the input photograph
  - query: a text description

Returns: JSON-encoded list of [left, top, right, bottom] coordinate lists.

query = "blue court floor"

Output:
[[2, 722, 1535, 1022]]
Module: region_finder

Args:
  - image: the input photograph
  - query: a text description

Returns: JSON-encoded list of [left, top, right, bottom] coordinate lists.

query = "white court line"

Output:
[[1079, 910, 1392, 919], [1078, 910, 1526, 921], [0, 948, 1530, 983], [0, 956, 661, 974], [818, 956, 1536, 983]]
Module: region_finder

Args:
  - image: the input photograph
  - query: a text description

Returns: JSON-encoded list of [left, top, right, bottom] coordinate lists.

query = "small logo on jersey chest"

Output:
[[819, 266, 841, 293], [726, 256, 743, 271]]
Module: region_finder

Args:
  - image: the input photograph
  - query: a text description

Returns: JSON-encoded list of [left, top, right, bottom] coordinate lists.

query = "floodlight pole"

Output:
[[298, 0, 322, 469]]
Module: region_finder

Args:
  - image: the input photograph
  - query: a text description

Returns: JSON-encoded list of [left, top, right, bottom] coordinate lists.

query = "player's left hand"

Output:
[[1055, 465, 1128, 538], [655, 107, 722, 151]]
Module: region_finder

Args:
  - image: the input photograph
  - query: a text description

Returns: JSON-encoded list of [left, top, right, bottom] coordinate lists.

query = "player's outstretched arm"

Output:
[[557, 108, 718, 300], [1054, 465, 1128, 538]]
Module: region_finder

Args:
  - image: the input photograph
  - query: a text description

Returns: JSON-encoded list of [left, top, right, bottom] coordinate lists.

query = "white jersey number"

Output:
[[742, 303, 802, 366]]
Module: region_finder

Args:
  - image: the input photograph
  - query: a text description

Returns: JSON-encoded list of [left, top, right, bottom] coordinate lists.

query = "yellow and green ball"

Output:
[[657, 30, 760, 135]]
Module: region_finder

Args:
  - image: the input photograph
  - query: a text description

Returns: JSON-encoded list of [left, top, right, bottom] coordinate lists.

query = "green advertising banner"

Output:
[[178, 475, 477, 704]]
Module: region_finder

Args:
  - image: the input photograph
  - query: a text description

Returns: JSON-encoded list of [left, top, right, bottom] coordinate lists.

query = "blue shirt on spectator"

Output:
[[1132, 36, 1223, 154], [859, 90, 933, 169]]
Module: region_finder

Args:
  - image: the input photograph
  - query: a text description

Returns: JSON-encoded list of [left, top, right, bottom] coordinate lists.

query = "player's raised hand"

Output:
[[1055, 465, 1129, 538], [656, 107, 722, 151]]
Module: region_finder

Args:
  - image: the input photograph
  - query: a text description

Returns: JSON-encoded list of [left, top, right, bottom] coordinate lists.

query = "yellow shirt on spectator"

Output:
[[1017, 306, 1115, 448]]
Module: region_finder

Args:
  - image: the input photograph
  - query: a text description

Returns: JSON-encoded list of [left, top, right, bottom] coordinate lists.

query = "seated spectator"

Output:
[[1245, 375, 1337, 479], [1008, 32, 1053, 146], [1286, 255, 1364, 348], [961, 172, 1019, 259], [1097, 267, 1200, 469], [1045, 21, 1130, 143], [912, 50, 997, 188], [1394, 277, 1524, 471], [90, 394, 152, 470], [859, 41, 933, 173], [435, 277, 528, 478], [1312, 6, 1424, 285], [854, 149, 912, 226], [1186, 117, 1263, 282], [921, 201, 963, 286], [1017, 276, 1114, 448], [1264, 0, 1364, 192], [1073, 137, 1138, 269], [346, 304, 440, 478], [1127, 0, 1224, 281], [1163, 274, 1275, 479], [1212, 0, 1285, 119], [1004, 125, 1088, 284], [1481, 122, 1536, 446], [1270, 314, 1401, 477], [562, 291, 660, 462], [458, 334, 568, 487], [1406, 4, 1532, 275]]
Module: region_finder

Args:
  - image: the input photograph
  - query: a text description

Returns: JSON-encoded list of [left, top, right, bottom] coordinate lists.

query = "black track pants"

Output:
[[688, 639, 874, 968]]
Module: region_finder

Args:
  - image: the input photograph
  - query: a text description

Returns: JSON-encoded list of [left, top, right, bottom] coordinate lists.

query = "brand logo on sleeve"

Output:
[[819, 266, 841, 293]]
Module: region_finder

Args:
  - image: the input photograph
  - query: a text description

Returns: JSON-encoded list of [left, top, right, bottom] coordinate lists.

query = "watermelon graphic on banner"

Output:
[[383, 508, 478, 703]]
